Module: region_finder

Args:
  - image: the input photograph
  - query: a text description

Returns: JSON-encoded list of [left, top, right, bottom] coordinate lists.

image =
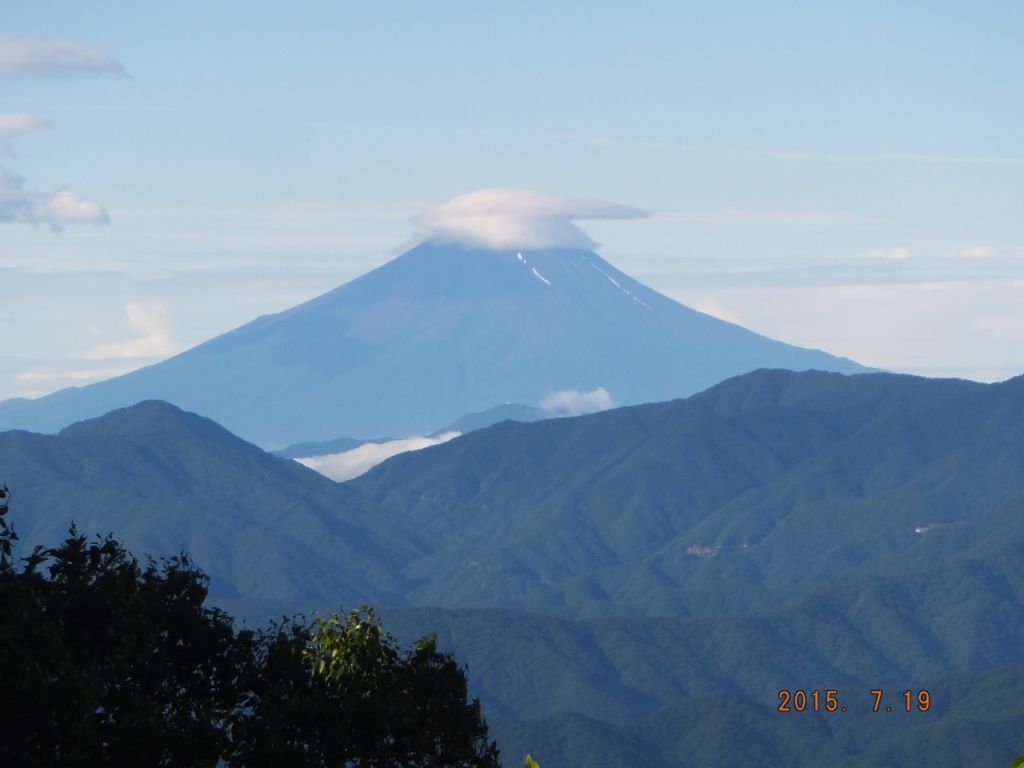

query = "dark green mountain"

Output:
[[346, 369, 1021, 619], [0, 400, 406, 612], [379, 537, 1024, 727], [4, 369, 1022, 634], [491, 663, 1024, 768], [3, 369, 1023, 767]]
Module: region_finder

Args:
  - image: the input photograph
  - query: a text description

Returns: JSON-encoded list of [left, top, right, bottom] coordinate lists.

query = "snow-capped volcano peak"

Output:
[[0, 209, 869, 445], [412, 187, 649, 250]]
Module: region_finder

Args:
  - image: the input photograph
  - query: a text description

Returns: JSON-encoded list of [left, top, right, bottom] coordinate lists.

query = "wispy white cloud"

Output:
[[666, 279, 1024, 383], [0, 36, 126, 78], [879, 153, 1024, 167], [549, 132, 682, 152], [78, 302, 176, 359], [111, 202, 418, 223], [760, 150, 1024, 167], [0, 113, 50, 155], [553, 132, 1024, 168], [0, 39, 121, 227], [958, 244, 993, 259], [0, 166, 109, 230], [3, 362, 140, 399], [866, 246, 911, 260], [0, 113, 48, 133], [16, 365, 136, 384], [413, 188, 648, 250], [540, 387, 615, 416], [657, 208, 862, 229], [296, 431, 462, 482]]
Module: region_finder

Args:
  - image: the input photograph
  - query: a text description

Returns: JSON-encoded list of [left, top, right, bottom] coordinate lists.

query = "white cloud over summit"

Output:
[[413, 188, 648, 250]]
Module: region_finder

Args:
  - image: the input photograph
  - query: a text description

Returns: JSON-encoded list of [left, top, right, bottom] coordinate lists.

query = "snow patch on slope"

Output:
[[590, 262, 622, 288], [531, 266, 552, 286], [589, 260, 652, 309]]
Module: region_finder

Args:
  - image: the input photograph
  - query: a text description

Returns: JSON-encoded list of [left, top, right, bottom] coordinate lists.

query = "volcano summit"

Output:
[[0, 189, 867, 445]]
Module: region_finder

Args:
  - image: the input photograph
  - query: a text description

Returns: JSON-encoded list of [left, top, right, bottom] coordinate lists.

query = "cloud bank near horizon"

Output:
[[413, 187, 648, 250]]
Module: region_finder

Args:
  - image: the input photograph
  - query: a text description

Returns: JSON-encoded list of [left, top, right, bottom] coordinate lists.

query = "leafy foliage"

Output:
[[0, 526, 242, 766], [227, 608, 500, 767], [0, 497, 500, 768], [0, 483, 12, 564]]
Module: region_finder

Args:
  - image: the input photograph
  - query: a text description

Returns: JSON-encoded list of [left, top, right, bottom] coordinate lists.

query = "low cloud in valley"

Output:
[[541, 387, 615, 417], [297, 431, 463, 482]]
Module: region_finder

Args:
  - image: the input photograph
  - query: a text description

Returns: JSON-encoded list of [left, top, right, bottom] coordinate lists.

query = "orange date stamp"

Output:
[[777, 689, 931, 714]]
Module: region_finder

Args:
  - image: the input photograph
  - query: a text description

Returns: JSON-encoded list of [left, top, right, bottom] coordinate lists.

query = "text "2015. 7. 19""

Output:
[[777, 689, 931, 714]]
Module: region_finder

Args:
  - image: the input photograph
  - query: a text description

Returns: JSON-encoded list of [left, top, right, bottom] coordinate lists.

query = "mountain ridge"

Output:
[[3, 368, 1023, 767], [0, 399, 407, 609], [343, 369, 1013, 617]]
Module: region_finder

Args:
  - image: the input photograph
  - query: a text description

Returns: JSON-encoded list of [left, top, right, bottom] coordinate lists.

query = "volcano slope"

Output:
[[0, 242, 865, 445]]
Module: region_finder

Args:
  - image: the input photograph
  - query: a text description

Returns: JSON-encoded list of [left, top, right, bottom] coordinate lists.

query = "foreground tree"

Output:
[[228, 609, 501, 767], [0, 495, 500, 767], [0, 522, 246, 766]]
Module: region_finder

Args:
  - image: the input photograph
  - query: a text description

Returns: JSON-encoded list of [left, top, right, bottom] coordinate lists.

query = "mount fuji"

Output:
[[0, 191, 868, 446], [0, 243, 867, 446]]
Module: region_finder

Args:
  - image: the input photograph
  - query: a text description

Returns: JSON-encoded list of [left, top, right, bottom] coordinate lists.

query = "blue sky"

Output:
[[2, 1, 1023, 399]]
